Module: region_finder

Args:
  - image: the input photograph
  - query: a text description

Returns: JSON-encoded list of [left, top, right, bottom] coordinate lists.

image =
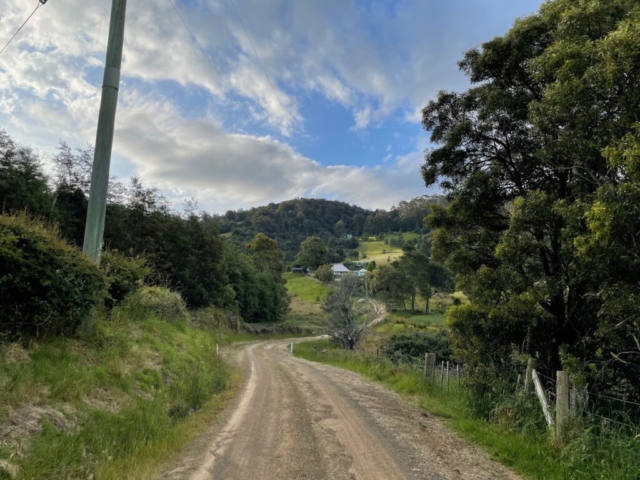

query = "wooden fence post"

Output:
[[525, 358, 536, 392], [556, 371, 569, 440], [440, 361, 445, 387], [446, 361, 450, 389], [532, 369, 554, 426], [424, 353, 428, 377], [457, 364, 460, 389]]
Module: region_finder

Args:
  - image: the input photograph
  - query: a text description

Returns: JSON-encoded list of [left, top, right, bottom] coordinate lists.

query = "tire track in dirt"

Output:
[[158, 339, 520, 480]]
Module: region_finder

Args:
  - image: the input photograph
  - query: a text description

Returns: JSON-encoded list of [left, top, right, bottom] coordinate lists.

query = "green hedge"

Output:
[[101, 250, 150, 309], [0, 213, 105, 337]]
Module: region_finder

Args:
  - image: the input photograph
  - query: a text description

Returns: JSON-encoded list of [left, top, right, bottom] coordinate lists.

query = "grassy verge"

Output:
[[0, 305, 246, 480], [294, 340, 640, 480]]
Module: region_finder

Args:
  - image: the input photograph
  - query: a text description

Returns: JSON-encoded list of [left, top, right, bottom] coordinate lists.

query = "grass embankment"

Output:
[[294, 341, 640, 480], [283, 272, 329, 331], [0, 305, 251, 480]]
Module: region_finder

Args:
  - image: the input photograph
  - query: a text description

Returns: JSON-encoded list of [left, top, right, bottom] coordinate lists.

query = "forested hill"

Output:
[[218, 196, 446, 260]]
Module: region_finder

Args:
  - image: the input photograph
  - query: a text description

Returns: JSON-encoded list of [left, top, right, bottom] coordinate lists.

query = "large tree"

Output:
[[295, 236, 328, 270], [246, 233, 285, 283], [422, 0, 640, 396]]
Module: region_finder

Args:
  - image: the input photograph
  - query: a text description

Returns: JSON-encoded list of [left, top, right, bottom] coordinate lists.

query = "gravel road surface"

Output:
[[158, 339, 520, 480]]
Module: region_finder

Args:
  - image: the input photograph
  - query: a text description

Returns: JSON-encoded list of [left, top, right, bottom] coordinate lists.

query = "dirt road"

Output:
[[159, 339, 520, 480]]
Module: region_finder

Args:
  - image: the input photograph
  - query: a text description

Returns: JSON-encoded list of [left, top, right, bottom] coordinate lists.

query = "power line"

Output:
[[0, 0, 47, 57], [228, 0, 293, 129], [166, 0, 261, 136]]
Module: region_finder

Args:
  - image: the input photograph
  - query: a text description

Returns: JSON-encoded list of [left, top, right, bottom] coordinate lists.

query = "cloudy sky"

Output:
[[0, 0, 542, 213]]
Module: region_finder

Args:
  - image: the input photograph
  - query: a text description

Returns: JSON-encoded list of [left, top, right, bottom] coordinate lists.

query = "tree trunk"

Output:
[[411, 293, 415, 314], [402, 296, 406, 311]]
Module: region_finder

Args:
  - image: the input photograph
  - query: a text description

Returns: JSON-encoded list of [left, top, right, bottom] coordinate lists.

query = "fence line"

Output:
[[308, 345, 639, 439]]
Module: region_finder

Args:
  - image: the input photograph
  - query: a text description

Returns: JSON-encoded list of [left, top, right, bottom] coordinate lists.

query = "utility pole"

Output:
[[82, 0, 127, 334]]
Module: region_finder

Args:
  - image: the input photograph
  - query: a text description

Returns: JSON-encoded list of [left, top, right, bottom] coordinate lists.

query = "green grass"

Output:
[[294, 341, 640, 480], [283, 272, 328, 303], [283, 272, 331, 321], [357, 232, 421, 264], [0, 304, 245, 480]]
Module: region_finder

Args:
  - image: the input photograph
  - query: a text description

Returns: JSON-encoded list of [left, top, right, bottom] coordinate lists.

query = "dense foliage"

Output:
[[423, 0, 640, 402], [0, 133, 289, 327], [218, 196, 445, 261], [384, 330, 452, 363], [0, 214, 105, 337], [370, 250, 454, 313]]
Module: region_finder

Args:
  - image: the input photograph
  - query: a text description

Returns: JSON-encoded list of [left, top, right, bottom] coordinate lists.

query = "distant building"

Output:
[[357, 269, 367, 278], [354, 261, 368, 268], [331, 264, 351, 278], [292, 267, 306, 274]]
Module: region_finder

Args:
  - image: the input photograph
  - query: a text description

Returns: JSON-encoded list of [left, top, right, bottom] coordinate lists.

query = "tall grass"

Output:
[[294, 341, 640, 480], [0, 296, 236, 480]]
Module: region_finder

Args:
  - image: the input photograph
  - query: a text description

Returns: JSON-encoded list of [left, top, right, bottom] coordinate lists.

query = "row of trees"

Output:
[[370, 247, 454, 313], [423, 0, 640, 401], [0, 132, 288, 326]]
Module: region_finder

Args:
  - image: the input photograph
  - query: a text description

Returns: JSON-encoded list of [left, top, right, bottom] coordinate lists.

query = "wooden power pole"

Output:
[[82, 0, 127, 334]]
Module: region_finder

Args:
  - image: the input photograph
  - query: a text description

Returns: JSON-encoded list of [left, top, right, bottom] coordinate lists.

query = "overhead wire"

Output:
[[228, 0, 293, 129], [0, 0, 47, 57], [166, 0, 261, 136]]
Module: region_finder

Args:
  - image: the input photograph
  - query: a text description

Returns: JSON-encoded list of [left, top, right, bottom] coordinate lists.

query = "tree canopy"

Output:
[[423, 0, 640, 398]]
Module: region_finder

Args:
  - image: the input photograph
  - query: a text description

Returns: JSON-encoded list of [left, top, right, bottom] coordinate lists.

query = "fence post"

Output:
[[457, 364, 460, 389], [532, 369, 554, 426], [446, 361, 450, 389], [216, 344, 219, 356], [556, 371, 569, 441], [440, 361, 445, 387], [428, 353, 436, 380], [525, 357, 536, 392], [290, 343, 294, 354], [424, 353, 428, 377]]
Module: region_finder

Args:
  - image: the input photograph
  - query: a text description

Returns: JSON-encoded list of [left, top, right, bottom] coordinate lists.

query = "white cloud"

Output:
[[111, 94, 431, 212], [351, 105, 372, 131], [0, 0, 539, 212]]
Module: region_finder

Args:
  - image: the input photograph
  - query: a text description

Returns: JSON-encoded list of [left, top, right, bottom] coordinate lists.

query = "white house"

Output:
[[357, 269, 367, 278], [331, 263, 351, 278]]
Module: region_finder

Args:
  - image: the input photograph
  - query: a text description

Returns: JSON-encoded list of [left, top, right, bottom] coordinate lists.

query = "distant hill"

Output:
[[217, 196, 446, 261]]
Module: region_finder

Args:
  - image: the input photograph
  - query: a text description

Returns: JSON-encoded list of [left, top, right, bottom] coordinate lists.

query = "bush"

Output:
[[315, 264, 334, 283], [0, 213, 105, 337], [101, 250, 150, 309], [384, 330, 452, 363], [126, 286, 188, 322]]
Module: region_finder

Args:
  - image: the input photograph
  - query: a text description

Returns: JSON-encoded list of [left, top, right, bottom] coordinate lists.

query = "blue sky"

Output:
[[0, 0, 542, 212]]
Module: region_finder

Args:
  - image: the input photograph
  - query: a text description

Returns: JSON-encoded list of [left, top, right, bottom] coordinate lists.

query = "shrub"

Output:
[[315, 264, 334, 283], [126, 286, 188, 322], [101, 250, 150, 309], [384, 330, 452, 363], [0, 213, 105, 337]]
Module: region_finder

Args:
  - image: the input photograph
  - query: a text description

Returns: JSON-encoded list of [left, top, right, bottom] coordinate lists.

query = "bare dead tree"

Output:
[[324, 275, 381, 350]]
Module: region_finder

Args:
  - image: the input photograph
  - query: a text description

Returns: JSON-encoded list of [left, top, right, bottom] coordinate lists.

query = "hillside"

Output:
[[218, 197, 444, 261]]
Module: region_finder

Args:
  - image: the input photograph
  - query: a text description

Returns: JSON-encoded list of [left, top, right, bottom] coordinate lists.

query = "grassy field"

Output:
[[357, 232, 421, 264], [283, 272, 329, 317], [294, 341, 640, 480]]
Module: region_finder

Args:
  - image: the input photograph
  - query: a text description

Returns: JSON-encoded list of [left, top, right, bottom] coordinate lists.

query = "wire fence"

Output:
[[305, 343, 640, 436]]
